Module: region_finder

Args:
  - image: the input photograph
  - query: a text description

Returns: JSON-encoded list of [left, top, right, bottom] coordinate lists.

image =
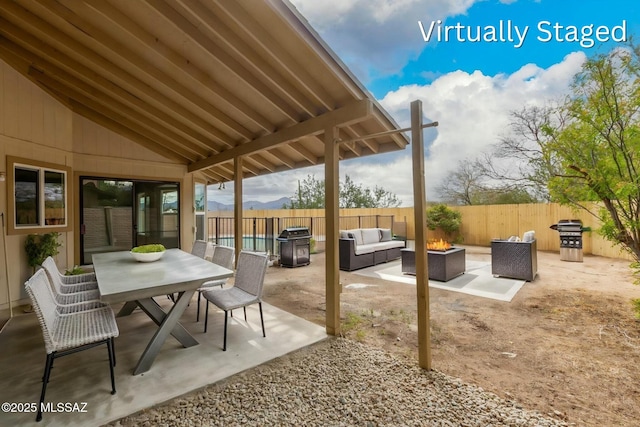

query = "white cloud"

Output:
[[289, 0, 479, 80], [374, 51, 586, 204], [208, 52, 586, 208]]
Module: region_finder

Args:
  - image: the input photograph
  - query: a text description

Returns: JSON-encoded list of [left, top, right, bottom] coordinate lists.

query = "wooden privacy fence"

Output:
[[207, 203, 632, 261]]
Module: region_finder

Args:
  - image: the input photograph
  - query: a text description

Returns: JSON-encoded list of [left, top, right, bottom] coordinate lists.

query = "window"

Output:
[[7, 156, 72, 234]]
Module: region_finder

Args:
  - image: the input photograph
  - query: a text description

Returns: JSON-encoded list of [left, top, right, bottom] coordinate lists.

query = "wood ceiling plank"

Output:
[[188, 99, 372, 172], [247, 153, 276, 173], [146, 0, 304, 122], [215, 0, 334, 111], [180, 0, 321, 116], [29, 67, 208, 160], [69, 100, 189, 163], [287, 141, 319, 165], [36, 0, 253, 140], [243, 155, 274, 174], [84, 0, 274, 134], [0, 5, 238, 149], [0, 33, 229, 155], [218, 161, 259, 179], [266, 148, 295, 169], [265, 0, 365, 99]]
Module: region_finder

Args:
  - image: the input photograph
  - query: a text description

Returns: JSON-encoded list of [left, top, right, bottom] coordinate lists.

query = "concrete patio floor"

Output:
[[0, 297, 327, 426]]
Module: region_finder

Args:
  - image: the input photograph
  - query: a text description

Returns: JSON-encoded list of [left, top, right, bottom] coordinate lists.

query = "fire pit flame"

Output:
[[427, 239, 452, 251]]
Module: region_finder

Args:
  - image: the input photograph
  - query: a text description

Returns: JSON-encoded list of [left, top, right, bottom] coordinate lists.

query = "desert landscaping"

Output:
[[262, 245, 640, 427]]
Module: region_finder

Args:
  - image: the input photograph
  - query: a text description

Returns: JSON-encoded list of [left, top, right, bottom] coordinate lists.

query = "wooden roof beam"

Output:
[[0, 3, 237, 148], [243, 155, 274, 174], [83, 0, 275, 133], [38, 0, 253, 141], [246, 153, 276, 173], [188, 99, 372, 172], [25, 66, 211, 159], [184, 0, 321, 116], [215, 0, 334, 110], [287, 141, 319, 165], [146, 0, 303, 122], [68, 99, 189, 162]]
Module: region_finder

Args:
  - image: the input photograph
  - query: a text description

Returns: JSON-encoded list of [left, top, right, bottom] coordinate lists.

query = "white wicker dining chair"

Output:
[[202, 251, 268, 351], [42, 256, 97, 287], [25, 269, 119, 422], [196, 245, 235, 322], [41, 257, 101, 305]]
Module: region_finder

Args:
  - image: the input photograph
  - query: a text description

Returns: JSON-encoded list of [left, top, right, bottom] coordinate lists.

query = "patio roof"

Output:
[[0, 0, 408, 183]]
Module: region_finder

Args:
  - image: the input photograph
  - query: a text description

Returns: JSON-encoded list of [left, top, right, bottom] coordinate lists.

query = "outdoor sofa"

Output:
[[339, 228, 405, 271]]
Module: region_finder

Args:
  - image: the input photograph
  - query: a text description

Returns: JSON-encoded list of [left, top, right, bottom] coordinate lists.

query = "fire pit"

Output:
[[401, 246, 466, 282], [427, 238, 452, 251]]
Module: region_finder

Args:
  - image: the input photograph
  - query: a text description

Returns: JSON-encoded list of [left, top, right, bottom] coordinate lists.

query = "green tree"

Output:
[[285, 174, 401, 209], [547, 46, 640, 262], [285, 175, 325, 208]]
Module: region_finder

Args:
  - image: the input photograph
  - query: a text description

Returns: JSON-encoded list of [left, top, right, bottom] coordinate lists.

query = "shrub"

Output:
[[24, 232, 61, 272], [426, 204, 462, 240]]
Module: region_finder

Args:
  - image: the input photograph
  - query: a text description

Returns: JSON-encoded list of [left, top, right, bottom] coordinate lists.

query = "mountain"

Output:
[[207, 197, 291, 211]]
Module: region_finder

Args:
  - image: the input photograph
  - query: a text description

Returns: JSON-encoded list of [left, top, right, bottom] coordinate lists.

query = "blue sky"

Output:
[[369, 0, 638, 97], [210, 0, 640, 207]]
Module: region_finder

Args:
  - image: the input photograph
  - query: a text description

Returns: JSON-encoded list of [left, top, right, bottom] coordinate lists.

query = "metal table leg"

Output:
[[117, 301, 138, 317], [132, 289, 198, 375]]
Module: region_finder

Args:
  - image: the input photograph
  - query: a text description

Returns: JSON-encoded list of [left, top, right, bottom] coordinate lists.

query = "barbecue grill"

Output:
[[550, 219, 584, 262], [277, 227, 311, 267]]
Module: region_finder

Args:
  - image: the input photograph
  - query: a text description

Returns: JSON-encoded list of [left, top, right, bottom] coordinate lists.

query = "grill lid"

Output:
[[278, 227, 311, 239], [550, 219, 584, 232]]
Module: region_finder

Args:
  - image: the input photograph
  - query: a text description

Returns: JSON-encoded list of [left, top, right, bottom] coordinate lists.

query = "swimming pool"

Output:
[[211, 236, 274, 253]]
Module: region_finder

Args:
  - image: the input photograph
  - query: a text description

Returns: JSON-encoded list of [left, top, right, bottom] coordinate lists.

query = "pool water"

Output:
[[212, 236, 274, 253]]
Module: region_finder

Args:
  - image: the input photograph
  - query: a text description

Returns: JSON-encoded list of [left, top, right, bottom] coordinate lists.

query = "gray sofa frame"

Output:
[[339, 238, 404, 271], [491, 239, 538, 281]]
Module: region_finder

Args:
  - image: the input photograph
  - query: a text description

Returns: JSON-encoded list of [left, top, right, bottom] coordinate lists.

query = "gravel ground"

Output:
[[106, 338, 569, 427]]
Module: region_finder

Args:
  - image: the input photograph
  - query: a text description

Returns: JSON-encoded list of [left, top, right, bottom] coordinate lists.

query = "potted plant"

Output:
[[24, 232, 62, 274], [130, 243, 166, 262]]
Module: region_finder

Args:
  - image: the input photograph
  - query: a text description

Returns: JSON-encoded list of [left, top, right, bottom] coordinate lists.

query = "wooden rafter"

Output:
[[35, 0, 253, 140], [146, 0, 303, 122], [0, 5, 237, 149], [188, 99, 372, 172], [83, 0, 275, 134]]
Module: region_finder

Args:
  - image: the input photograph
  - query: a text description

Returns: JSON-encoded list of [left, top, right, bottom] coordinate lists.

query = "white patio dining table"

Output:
[[93, 248, 234, 375]]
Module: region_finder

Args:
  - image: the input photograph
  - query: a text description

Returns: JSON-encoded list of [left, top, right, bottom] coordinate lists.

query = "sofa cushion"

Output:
[[340, 231, 349, 239], [347, 229, 364, 246], [380, 228, 392, 242], [375, 240, 405, 250], [361, 228, 381, 245], [354, 243, 378, 255]]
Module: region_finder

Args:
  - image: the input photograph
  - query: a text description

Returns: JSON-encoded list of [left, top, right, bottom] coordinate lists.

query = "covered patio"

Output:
[[0, 297, 326, 426], [0, 0, 431, 424], [0, 0, 408, 331]]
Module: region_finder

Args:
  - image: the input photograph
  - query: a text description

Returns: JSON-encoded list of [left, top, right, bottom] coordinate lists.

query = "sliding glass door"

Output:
[[80, 177, 180, 264]]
